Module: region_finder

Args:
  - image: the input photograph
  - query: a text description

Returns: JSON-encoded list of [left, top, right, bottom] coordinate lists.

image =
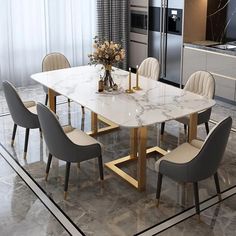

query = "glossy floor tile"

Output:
[[158, 193, 236, 236], [0, 156, 69, 236]]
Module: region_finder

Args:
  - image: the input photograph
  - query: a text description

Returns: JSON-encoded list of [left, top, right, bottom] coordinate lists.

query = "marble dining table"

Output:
[[31, 65, 215, 191]]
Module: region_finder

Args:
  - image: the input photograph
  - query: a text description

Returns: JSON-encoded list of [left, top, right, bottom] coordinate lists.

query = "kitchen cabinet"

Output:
[[182, 47, 207, 85], [182, 46, 236, 101]]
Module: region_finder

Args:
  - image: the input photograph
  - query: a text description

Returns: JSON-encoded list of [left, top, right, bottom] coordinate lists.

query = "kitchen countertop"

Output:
[[184, 42, 236, 57]]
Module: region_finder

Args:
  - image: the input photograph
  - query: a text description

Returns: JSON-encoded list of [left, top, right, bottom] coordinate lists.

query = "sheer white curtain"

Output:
[[0, 0, 96, 89]]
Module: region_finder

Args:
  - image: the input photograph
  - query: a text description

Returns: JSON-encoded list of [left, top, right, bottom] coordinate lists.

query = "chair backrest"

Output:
[[42, 52, 70, 72], [2, 81, 39, 128], [184, 71, 215, 99], [138, 57, 160, 80], [187, 116, 232, 182], [37, 103, 101, 162], [36, 103, 73, 161]]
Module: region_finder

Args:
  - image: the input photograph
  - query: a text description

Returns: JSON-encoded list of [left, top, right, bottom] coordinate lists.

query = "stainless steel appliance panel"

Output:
[[148, 31, 161, 60], [165, 34, 182, 84], [130, 10, 148, 35], [148, 5, 161, 60]]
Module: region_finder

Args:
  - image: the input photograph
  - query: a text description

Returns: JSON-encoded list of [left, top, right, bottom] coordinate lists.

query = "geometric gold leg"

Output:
[[188, 112, 198, 142], [105, 126, 168, 191], [87, 113, 119, 136], [48, 88, 56, 113], [137, 127, 147, 191]]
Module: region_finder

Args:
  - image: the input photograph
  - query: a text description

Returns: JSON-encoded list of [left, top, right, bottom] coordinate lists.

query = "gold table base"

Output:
[[87, 113, 119, 136], [105, 145, 168, 190]]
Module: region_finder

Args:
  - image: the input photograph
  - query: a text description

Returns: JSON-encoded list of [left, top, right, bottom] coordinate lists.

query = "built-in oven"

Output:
[[130, 9, 148, 35]]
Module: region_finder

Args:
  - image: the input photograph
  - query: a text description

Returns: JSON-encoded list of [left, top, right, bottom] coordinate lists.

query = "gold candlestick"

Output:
[[125, 68, 134, 93], [133, 65, 142, 90]]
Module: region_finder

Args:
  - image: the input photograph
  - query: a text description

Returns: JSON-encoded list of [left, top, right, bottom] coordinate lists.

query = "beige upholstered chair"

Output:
[[36, 103, 103, 200], [3, 81, 41, 159], [42, 52, 85, 113], [155, 117, 232, 219], [138, 57, 160, 80], [161, 71, 215, 136]]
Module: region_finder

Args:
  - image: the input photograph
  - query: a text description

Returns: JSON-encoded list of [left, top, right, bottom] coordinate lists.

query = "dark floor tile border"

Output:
[[0, 143, 85, 236], [136, 185, 236, 236]]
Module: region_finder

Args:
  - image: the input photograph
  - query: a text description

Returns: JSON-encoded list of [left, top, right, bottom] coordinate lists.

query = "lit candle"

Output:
[[133, 65, 141, 90], [126, 67, 134, 93]]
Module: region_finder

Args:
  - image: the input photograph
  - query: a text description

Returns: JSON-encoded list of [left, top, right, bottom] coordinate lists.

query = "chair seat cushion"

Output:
[[23, 101, 37, 115], [63, 125, 102, 147], [155, 140, 202, 172]]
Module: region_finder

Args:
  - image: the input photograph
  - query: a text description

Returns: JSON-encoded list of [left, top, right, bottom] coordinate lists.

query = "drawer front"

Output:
[[129, 41, 148, 68], [207, 52, 236, 78], [213, 74, 236, 101], [182, 47, 207, 85]]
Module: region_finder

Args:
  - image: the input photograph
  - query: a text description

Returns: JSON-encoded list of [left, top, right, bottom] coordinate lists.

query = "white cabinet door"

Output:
[[213, 74, 236, 101], [207, 52, 236, 78], [182, 46, 236, 101], [206, 52, 236, 101], [182, 47, 207, 85]]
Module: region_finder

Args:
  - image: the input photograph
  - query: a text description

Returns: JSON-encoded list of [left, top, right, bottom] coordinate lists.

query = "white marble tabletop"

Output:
[[31, 65, 215, 128]]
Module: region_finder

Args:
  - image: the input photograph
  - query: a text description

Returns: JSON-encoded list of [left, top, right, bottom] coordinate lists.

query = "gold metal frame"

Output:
[[48, 89, 119, 135], [87, 112, 119, 136], [105, 127, 168, 191], [105, 114, 198, 191]]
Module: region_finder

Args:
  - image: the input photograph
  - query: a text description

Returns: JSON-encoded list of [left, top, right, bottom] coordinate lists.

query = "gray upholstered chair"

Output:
[[36, 103, 103, 200], [138, 57, 160, 80], [161, 71, 215, 136], [155, 116, 232, 218], [3, 81, 41, 159], [42, 52, 85, 114]]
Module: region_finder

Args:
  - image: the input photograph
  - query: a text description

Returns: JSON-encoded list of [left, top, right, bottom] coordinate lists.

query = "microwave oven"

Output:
[[130, 10, 148, 35]]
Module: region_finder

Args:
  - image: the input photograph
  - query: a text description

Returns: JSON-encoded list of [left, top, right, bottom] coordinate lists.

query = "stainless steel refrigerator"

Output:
[[148, 0, 184, 85]]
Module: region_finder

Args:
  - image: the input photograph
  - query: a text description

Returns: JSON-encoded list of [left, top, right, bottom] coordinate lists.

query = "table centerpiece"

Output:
[[88, 36, 125, 91]]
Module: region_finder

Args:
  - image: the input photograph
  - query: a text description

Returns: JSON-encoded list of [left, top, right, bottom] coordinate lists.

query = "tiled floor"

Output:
[[0, 156, 69, 236], [0, 84, 236, 235], [158, 194, 236, 236]]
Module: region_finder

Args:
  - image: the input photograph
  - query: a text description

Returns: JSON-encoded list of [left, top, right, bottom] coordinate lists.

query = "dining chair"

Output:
[[138, 57, 160, 80], [42, 52, 85, 114], [3, 81, 41, 159], [155, 116, 232, 219], [36, 103, 103, 200], [161, 71, 215, 136]]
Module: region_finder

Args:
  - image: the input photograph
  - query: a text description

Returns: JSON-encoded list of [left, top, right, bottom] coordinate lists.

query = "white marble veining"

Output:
[[31, 65, 215, 127]]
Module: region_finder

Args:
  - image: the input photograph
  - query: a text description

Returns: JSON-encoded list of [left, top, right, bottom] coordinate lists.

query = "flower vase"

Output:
[[103, 65, 115, 91]]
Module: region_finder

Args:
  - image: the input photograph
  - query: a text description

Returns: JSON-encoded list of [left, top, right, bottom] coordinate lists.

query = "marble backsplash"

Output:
[[206, 0, 236, 43]]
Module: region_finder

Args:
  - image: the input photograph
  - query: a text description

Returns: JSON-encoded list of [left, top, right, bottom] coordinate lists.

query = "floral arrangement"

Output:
[[88, 36, 125, 66]]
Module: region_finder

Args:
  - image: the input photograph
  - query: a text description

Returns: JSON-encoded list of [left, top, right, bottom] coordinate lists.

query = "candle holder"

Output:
[[133, 65, 142, 90], [125, 68, 134, 94]]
